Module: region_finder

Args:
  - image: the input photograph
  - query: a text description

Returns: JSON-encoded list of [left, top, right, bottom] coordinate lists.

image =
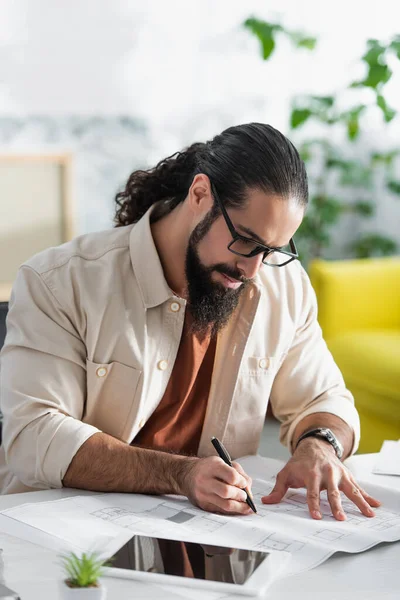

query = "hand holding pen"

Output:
[[180, 442, 255, 516], [211, 437, 257, 514]]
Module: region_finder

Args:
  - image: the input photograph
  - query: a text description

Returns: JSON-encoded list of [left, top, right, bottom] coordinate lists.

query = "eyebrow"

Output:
[[236, 224, 283, 249]]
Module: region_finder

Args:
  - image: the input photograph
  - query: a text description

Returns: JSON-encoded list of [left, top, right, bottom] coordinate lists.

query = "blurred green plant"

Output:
[[244, 17, 317, 59], [244, 18, 400, 266], [61, 551, 109, 588]]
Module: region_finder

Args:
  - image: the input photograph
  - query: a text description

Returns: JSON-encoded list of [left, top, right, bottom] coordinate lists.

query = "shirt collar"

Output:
[[129, 204, 176, 309]]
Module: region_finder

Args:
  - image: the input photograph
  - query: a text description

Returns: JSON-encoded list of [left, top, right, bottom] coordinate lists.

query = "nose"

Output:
[[236, 253, 264, 280]]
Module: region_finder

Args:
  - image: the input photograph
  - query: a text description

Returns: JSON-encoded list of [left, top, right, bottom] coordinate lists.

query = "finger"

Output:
[[306, 478, 323, 520], [261, 473, 289, 504], [341, 480, 376, 517], [348, 477, 381, 508], [327, 480, 346, 521], [214, 461, 248, 489], [358, 488, 381, 508], [231, 461, 253, 491], [212, 480, 248, 503], [204, 495, 253, 516]]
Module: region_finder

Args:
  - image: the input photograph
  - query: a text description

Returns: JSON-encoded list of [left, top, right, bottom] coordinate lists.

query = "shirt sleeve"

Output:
[[0, 265, 100, 489], [269, 267, 360, 455]]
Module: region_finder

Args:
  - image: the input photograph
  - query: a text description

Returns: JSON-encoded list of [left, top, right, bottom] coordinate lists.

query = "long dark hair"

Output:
[[114, 122, 308, 226]]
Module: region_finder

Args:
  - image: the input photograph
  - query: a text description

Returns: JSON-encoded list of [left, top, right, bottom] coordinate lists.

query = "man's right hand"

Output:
[[63, 432, 253, 516], [180, 456, 253, 515]]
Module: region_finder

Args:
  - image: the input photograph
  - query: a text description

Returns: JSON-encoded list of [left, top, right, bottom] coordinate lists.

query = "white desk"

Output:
[[0, 453, 399, 600]]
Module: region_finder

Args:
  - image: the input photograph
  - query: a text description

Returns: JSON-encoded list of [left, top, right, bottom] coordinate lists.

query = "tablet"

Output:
[[104, 534, 290, 596]]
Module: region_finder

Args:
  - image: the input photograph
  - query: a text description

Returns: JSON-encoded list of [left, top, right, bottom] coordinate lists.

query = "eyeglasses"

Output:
[[211, 183, 299, 268]]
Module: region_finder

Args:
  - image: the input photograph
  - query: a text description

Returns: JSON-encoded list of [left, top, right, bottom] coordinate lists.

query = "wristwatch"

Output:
[[294, 427, 344, 459]]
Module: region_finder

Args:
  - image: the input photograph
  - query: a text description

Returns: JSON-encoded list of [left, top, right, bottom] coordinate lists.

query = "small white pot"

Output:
[[60, 581, 106, 600]]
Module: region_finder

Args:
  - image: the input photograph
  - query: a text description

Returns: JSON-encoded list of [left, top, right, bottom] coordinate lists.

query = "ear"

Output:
[[187, 173, 213, 216]]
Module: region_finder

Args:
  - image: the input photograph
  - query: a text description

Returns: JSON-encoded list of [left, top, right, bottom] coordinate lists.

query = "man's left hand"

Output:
[[261, 438, 381, 520]]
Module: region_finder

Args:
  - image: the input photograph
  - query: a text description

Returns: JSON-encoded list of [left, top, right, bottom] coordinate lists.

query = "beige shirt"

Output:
[[0, 206, 360, 494]]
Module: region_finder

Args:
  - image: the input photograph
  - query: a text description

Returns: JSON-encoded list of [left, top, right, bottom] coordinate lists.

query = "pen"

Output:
[[211, 436, 257, 514]]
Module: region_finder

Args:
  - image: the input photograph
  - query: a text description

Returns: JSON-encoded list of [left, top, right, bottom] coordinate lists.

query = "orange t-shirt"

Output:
[[134, 310, 216, 455]]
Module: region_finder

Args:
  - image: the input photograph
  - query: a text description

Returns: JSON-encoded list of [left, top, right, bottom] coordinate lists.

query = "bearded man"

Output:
[[0, 123, 380, 521]]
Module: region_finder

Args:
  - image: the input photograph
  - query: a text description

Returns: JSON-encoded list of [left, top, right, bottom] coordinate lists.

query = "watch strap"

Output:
[[295, 427, 344, 459]]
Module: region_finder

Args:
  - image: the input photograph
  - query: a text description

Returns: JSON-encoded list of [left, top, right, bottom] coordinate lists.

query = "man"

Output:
[[0, 123, 380, 521]]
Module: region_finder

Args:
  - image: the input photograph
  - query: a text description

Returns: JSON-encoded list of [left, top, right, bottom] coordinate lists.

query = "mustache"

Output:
[[212, 264, 250, 284]]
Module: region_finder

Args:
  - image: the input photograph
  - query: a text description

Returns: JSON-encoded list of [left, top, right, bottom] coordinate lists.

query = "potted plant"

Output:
[[60, 551, 108, 599]]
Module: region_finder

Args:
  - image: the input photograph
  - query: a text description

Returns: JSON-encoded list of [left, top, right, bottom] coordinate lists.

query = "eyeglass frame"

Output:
[[210, 183, 299, 268]]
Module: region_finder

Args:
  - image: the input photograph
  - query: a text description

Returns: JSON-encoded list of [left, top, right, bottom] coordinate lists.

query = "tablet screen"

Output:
[[109, 535, 270, 585]]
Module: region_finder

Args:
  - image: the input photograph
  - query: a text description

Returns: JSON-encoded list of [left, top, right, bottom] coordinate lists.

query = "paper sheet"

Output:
[[372, 440, 400, 476], [1, 455, 400, 577]]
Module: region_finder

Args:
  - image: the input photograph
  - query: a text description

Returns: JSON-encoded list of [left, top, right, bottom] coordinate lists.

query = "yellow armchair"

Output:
[[309, 257, 400, 453]]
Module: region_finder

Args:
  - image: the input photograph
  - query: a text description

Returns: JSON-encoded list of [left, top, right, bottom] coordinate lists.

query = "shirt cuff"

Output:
[[41, 417, 101, 488]]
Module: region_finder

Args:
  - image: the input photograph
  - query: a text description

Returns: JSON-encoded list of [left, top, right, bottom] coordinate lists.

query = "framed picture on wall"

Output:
[[0, 153, 74, 302]]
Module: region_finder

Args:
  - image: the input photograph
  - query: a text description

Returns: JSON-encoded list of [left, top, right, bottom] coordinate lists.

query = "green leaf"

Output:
[[376, 94, 396, 122], [388, 180, 400, 195], [326, 157, 349, 170], [350, 233, 397, 258], [362, 40, 386, 67], [243, 18, 277, 60], [299, 146, 312, 162], [362, 63, 392, 89], [347, 117, 359, 140], [351, 104, 367, 117], [296, 36, 317, 50], [339, 162, 372, 188], [342, 104, 366, 140], [287, 29, 317, 50], [371, 150, 400, 165], [350, 39, 392, 90], [349, 80, 363, 88], [311, 95, 335, 108], [244, 18, 316, 60], [61, 552, 108, 588], [352, 201, 375, 216], [325, 157, 371, 188], [290, 108, 312, 128], [314, 196, 344, 224], [390, 35, 400, 59], [262, 36, 275, 60]]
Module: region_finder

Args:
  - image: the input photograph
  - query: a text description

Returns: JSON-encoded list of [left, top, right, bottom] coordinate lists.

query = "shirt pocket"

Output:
[[85, 360, 142, 439], [243, 356, 278, 376], [233, 355, 287, 421]]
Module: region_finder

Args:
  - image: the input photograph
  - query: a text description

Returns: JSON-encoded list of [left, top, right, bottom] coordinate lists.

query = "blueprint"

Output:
[[1, 455, 400, 576]]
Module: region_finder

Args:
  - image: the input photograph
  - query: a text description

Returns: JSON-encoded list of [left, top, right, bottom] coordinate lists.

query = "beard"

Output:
[[185, 213, 251, 338]]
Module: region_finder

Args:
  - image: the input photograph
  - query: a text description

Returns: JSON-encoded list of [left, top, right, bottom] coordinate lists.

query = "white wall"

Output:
[[1, 0, 399, 249]]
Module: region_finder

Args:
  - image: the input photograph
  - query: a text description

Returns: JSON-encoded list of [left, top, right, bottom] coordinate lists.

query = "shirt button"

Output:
[[259, 358, 269, 370], [96, 366, 108, 378], [170, 302, 180, 313], [158, 359, 168, 371], [138, 418, 145, 429]]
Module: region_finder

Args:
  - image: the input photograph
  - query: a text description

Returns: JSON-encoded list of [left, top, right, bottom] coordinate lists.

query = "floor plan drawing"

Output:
[[90, 499, 226, 537], [251, 481, 303, 515], [255, 532, 305, 553], [2, 454, 400, 579], [344, 514, 366, 526], [255, 500, 301, 515], [368, 517, 400, 531], [312, 529, 348, 542]]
